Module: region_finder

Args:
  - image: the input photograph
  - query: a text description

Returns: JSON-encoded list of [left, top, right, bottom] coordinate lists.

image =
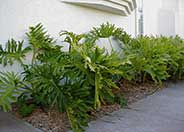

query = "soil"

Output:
[[119, 80, 162, 104], [13, 80, 164, 132]]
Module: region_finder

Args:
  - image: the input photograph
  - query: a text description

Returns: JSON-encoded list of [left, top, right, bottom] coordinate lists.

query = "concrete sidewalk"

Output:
[[86, 81, 184, 132], [0, 111, 41, 132]]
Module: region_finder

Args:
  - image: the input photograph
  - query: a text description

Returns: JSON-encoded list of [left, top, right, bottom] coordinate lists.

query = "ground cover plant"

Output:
[[0, 23, 184, 132]]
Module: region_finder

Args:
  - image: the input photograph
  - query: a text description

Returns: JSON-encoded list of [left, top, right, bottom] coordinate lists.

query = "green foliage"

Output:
[[122, 35, 184, 83], [23, 58, 91, 131], [87, 22, 131, 41], [85, 22, 131, 50], [90, 22, 117, 38], [60, 31, 85, 52], [0, 72, 24, 111], [116, 96, 127, 108], [61, 30, 129, 109], [18, 104, 35, 117], [26, 23, 56, 64], [25, 25, 93, 131], [1, 22, 184, 132], [0, 39, 31, 66], [17, 96, 35, 117]]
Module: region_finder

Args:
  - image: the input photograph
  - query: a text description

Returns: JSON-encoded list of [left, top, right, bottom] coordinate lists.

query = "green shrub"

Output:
[[0, 72, 24, 111], [60, 30, 129, 109], [121, 35, 184, 83], [0, 23, 128, 132], [0, 22, 184, 132]]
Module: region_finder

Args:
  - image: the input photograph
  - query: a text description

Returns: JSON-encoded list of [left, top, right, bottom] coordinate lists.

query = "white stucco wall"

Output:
[[176, 0, 184, 38], [0, 0, 136, 45], [142, 0, 162, 36], [142, 0, 184, 37]]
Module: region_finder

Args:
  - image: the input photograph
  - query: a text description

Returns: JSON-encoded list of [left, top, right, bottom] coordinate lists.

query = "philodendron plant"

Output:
[[1, 23, 183, 132], [0, 23, 128, 132]]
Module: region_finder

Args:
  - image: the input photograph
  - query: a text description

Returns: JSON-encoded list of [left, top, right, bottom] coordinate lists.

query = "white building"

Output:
[[0, 0, 137, 45], [140, 0, 184, 37], [1, 0, 184, 43]]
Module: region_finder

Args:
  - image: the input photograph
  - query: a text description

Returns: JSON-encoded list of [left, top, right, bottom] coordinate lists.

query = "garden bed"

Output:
[[13, 80, 163, 132], [1, 23, 184, 132]]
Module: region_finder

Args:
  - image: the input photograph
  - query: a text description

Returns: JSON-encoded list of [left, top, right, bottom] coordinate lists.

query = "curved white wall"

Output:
[[0, 0, 136, 45]]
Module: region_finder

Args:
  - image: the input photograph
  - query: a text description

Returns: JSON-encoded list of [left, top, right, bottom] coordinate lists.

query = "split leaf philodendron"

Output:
[[0, 23, 184, 132]]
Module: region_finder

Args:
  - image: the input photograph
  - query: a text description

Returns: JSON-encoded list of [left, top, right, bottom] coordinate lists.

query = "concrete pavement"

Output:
[[86, 81, 184, 132], [0, 111, 41, 132]]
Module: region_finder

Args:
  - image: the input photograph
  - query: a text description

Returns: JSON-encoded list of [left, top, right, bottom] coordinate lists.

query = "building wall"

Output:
[[0, 0, 136, 45], [142, 0, 162, 36], [142, 0, 183, 37], [176, 0, 184, 38]]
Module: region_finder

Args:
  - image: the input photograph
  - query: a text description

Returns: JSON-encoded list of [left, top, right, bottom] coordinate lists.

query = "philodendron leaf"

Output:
[[0, 39, 31, 66], [0, 72, 24, 112]]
